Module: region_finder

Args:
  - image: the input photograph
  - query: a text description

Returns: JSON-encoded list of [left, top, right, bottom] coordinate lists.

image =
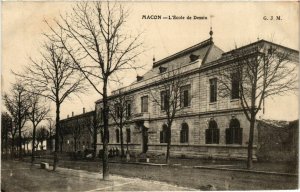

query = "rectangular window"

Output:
[[126, 129, 131, 143], [209, 78, 217, 102], [231, 73, 240, 99], [141, 96, 148, 113], [180, 85, 191, 108], [114, 104, 120, 119], [160, 90, 169, 111], [126, 101, 131, 117]]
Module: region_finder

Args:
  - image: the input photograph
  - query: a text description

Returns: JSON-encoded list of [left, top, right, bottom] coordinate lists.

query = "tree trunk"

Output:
[[11, 137, 15, 159], [165, 125, 172, 164], [59, 138, 63, 153], [5, 129, 8, 159], [102, 80, 109, 180], [247, 113, 255, 169], [120, 125, 124, 158], [53, 102, 60, 171], [31, 124, 37, 163], [75, 139, 77, 151], [18, 125, 22, 159], [93, 118, 97, 159], [1, 132, 4, 156]]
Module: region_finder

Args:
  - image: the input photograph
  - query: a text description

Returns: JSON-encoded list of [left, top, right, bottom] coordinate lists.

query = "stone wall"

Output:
[[257, 120, 298, 162]]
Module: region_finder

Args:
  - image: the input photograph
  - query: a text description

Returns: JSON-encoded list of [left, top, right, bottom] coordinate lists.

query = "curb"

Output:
[[193, 166, 298, 177], [109, 160, 167, 166]]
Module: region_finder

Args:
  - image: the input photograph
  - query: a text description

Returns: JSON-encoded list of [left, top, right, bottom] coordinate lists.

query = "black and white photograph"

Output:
[[1, 1, 299, 191]]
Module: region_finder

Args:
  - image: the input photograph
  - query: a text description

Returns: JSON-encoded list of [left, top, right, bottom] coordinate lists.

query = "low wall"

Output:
[[97, 143, 257, 160], [257, 120, 298, 162]]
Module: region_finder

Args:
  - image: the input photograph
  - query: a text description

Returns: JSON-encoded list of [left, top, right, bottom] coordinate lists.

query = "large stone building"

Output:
[[93, 33, 298, 160]]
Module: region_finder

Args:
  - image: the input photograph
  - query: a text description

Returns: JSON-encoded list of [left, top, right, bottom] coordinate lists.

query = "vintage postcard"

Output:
[[1, 1, 299, 191]]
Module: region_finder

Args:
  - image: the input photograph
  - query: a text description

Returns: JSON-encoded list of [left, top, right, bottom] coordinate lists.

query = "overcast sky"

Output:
[[2, 1, 299, 122]]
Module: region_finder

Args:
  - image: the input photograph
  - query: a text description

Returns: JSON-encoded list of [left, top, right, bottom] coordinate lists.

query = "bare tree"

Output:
[[71, 118, 85, 151], [1, 112, 13, 159], [45, 2, 143, 179], [150, 66, 190, 164], [15, 43, 86, 170], [22, 131, 32, 155], [58, 123, 66, 153], [27, 94, 50, 163], [86, 110, 102, 159], [109, 94, 131, 158], [217, 41, 298, 169], [46, 118, 55, 151], [3, 82, 30, 158], [36, 126, 50, 150]]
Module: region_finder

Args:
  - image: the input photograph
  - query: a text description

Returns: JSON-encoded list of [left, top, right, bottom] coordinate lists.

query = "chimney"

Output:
[[67, 115, 69, 118], [72, 112, 74, 117], [137, 75, 143, 81], [83, 107, 85, 114]]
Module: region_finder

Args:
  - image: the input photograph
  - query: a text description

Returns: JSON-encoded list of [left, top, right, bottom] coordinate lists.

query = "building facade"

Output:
[[94, 35, 298, 160], [59, 109, 95, 152]]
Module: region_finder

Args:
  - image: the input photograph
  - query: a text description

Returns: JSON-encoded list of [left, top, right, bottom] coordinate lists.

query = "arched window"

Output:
[[160, 124, 168, 143], [126, 128, 131, 143], [226, 118, 243, 144], [206, 119, 220, 144], [116, 129, 120, 143], [180, 123, 189, 143]]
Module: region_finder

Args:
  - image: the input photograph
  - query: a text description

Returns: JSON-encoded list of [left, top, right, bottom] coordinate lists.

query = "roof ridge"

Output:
[[153, 38, 213, 67]]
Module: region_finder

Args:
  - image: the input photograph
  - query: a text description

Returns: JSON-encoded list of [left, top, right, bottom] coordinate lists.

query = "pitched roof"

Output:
[[201, 39, 299, 70], [134, 38, 223, 83]]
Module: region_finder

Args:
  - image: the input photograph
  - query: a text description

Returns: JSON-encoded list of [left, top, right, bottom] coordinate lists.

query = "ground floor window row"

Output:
[[100, 117, 243, 145], [206, 118, 243, 144]]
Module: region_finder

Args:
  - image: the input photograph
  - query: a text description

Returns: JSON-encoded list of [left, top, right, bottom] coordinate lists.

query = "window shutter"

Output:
[[226, 128, 231, 144], [213, 129, 220, 144], [180, 91, 184, 108], [180, 130, 183, 143], [205, 129, 211, 144], [186, 129, 189, 143]]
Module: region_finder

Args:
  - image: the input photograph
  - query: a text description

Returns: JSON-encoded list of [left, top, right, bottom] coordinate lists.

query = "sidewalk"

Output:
[[49, 164, 196, 191], [2, 160, 195, 191], [4, 159, 298, 190]]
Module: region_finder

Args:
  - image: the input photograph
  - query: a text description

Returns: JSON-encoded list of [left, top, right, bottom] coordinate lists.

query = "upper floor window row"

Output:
[[209, 78, 217, 103], [161, 90, 170, 111], [231, 72, 240, 99], [141, 96, 149, 113], [180, 85, 191, 108], [209, 75, 240, 103]]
